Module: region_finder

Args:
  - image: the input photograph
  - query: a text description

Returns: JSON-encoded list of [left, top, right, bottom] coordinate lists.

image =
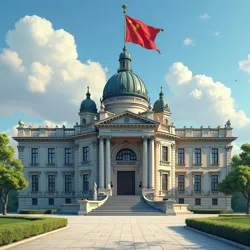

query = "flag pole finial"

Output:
[[122, 4, 127, 51]]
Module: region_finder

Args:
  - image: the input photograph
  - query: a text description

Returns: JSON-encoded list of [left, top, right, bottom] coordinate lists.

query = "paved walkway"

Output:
[[10, 214, 239, 250]]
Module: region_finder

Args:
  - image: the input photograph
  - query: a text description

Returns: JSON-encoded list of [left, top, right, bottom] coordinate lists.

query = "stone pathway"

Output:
[[9, 214, 239, 250]]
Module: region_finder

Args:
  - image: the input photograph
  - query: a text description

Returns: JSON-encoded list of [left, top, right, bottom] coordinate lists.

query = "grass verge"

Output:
[[186, 216, 250, 246], [0, 216, 67, 246]]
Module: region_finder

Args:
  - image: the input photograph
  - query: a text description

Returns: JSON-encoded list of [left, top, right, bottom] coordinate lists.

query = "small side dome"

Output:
[[80, 87, 97, 113], [153, 87, 171, 113]]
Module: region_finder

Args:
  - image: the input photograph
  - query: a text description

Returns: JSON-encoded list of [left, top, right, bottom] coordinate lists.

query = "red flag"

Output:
[[125, 15, 163, 53]]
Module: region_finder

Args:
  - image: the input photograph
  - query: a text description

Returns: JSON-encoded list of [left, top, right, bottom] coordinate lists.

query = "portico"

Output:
[[95, 111, 159, 195]]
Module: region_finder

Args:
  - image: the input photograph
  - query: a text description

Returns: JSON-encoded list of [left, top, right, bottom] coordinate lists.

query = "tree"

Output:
[[0, 133, 27, 215], [219, 165, 250, 214]]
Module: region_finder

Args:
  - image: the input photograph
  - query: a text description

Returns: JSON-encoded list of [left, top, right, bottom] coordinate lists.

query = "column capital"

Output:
[[74, 144, 79, 150], [142, 136, 149, 141], [225, 145, 233, 151], [98, 135, 104, 140], [149, 135, 156, 140], [171, 143, 176, 149], [105, 135, 111, 140]]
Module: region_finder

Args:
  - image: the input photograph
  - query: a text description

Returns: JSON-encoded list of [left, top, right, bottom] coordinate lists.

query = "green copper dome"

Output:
[[102, 50, 148, 101], [80, 87, 97, 113], [153, 88, 171, 113]]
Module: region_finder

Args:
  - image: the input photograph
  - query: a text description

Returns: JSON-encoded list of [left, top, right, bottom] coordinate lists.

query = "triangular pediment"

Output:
[[95, 110, 159, 127]]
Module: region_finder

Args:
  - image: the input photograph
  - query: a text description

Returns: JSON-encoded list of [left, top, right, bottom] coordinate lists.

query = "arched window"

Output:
[[116, 148, 137, 161], [82, 118, 86, 125]]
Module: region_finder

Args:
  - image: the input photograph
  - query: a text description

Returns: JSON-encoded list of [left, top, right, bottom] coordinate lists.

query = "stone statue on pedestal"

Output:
[[93, 182, 97, 200]]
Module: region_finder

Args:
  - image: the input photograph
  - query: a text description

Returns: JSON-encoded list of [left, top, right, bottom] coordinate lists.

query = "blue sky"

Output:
[[0, 0, 250, 151]]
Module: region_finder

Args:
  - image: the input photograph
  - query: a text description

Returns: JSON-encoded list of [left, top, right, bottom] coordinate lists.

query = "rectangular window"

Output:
[[65, 148, 72, 164], [178, 148, 185, 164], [194, 175, 201, 192], [48, 175, 55, 192], [162, 146, 168, 162], [83, 174, 89, 192], [49, 198, 54, 206], [162, 174, 168, 191], [212, 148, 219, 164], [178, 175, 185, 191], [212, 198, 218, 206], [32, 198, 38, 206], [195, 198, 201, 206], [83, 146, 89, 162], [31, 175, 38, 192], [211, 175, 218, 191], [48, 148, 55, 164], [31, 148, 38, 164], [65, 175, 72, 192], [65, 198, 71, 204], [194, 148, 201, 165], [179, 198, 184, 204]]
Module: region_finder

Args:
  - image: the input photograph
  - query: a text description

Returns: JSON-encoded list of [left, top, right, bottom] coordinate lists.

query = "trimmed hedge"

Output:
[[186, 216, 250, 246], [190, 209, 233, 214], [0, 216, 67, 246], [20, 209, 57, 214]]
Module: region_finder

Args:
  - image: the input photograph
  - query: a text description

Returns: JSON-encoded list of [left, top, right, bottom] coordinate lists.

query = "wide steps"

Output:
[[87, 195, 164, 216]]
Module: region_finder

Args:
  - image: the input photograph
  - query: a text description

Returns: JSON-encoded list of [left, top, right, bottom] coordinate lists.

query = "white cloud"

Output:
[[165, 62, 250, 148], [184, 38, 194, 46], [200, 13, 210, 19], [0, 15, 107, 123], [239, 55, 250, 73], [214, 32, 220, 36]]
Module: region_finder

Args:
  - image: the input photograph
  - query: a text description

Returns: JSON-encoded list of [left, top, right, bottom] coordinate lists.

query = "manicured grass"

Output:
[[220, 218, 250, 225], [186, 215, 250, 246], [0, 217, 31, 225], [0, 216, 67, 246]]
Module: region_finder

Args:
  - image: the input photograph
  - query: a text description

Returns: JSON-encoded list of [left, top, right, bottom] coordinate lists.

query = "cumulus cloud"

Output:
[[165, 62, 250, 149], [214, 32, 220, 36], [239, 55, 250, 73], [184, 38, 194, 46], [200, 13, 210, 19], [0, 15, 107, 123]]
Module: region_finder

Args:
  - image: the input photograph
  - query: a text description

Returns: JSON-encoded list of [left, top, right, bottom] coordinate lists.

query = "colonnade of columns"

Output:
[[142, 136, 155, 189], [98, 135, 155, 191], [98, 136, 111, 189]]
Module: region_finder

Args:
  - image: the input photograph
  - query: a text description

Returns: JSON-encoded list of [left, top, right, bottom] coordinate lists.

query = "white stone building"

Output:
[[14, 50, 236, 212]]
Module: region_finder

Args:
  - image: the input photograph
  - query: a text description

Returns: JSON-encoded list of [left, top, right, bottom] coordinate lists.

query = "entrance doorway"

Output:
[[117, 171, 135, 195]]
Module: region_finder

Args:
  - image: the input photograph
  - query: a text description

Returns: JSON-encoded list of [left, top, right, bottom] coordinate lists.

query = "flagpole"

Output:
[[122, 4, 127, 51]]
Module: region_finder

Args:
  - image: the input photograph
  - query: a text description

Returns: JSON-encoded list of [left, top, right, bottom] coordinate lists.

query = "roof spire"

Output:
[[86, 86, 91, 99], [159, 86, 164, 98]]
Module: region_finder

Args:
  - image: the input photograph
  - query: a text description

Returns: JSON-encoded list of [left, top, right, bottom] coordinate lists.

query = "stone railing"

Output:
[[175, 127, 232, 138], [78, 195, 108, 215]]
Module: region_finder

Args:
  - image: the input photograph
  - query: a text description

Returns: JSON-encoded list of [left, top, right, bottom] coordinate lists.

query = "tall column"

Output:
[[106, 136, 111, 189], [142, 136, 148, 188], [149, 136, 155, 189], [98, 136, 104, 189]]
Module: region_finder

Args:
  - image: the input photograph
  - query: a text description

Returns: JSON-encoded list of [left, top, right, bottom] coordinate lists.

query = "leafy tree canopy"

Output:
[[0, 133, 27, 215]]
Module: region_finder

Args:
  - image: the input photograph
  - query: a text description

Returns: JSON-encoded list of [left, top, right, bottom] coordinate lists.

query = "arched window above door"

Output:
[[116, 148, 137, 161]]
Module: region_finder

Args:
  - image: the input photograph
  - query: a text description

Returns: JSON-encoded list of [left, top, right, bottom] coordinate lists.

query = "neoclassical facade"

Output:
[[14, 49, 236, 211]]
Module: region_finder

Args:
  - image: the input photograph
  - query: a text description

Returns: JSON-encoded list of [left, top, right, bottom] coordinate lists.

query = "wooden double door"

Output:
[[117, 171, 135, 195]]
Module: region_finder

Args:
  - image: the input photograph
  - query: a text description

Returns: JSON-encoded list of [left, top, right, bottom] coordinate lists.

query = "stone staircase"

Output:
[[87, 195, 164, 216]]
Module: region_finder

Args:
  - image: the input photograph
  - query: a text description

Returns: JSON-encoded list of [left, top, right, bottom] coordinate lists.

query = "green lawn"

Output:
[[222, 218, 250, 225], [0, 217, 31, 225]]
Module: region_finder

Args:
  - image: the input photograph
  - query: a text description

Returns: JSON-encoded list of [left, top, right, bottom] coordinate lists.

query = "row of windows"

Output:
[[32, 198, 72, 206], [176, 174, 218, 192], [177, 148, 218, 165], [31, 174, 89, 192], [31, 147, 89, 164], [178, 198, 218, 206]]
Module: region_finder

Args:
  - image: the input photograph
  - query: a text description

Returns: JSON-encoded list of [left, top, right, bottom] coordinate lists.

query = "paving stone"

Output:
[[9, 214, 240, 250]]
